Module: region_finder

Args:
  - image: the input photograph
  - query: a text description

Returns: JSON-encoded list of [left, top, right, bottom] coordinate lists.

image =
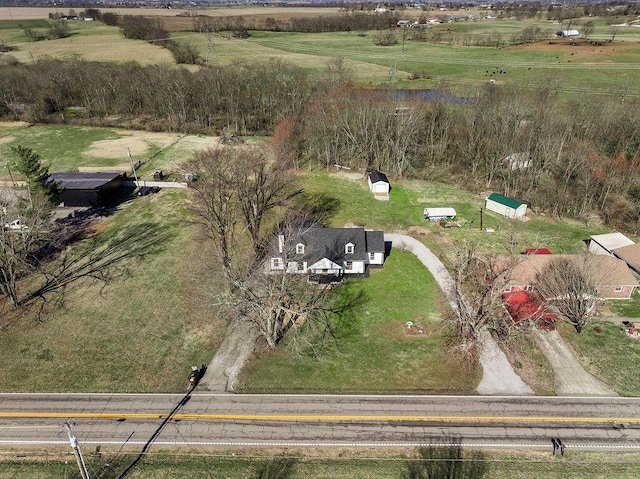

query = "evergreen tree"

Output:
[[11, 145, 59, 206]]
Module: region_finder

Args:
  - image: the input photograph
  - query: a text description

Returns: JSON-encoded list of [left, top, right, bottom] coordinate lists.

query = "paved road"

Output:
[[1, 393, 638, 450], [385, 234, 533, 396]]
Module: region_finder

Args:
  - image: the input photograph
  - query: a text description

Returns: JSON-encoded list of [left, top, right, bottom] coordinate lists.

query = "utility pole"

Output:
[[127, 148, 139, 186], [64, 421, 90, 479]]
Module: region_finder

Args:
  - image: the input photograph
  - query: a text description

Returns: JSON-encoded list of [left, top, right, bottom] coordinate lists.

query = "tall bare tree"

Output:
[[534, 256, 598, 333], [447, 243, 514, 358]]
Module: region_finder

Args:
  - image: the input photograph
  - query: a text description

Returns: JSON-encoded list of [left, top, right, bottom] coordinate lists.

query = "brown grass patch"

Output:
[[507, 39, 637, 61], [84, 130, 183, 159]]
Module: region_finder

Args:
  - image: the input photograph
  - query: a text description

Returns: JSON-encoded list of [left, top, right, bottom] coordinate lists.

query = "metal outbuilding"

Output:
[[424, 207, 457, 221], [49, 172, 125, 207]]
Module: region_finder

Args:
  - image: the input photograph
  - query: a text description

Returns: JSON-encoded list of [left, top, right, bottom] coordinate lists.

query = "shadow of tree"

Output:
[[20, 221, 171, 318]]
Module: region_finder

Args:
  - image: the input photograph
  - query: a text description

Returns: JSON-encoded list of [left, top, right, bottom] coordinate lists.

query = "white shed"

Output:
[[368, 171, 390, 200], [424, 207, 457, 221], [485, 193, 527, 219]]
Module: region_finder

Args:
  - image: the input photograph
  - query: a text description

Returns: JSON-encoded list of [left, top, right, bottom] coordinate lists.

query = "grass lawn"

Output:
[[2, 449, 640, 478], [240, 249, 480, 394], [0, 190, 223, 392], [300, 171, 610, 258], [558, 319, 640, 397]]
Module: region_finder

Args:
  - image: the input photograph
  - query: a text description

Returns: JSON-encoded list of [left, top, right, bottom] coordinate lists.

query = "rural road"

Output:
[[1, 393, 638, 450]]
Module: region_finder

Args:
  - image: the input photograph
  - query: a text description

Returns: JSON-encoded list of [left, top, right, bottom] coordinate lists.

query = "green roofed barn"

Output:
[[485, 193, 527, 219]]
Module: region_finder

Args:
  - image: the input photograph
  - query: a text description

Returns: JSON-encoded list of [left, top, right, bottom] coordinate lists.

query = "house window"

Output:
[[369, 252, 376, 261], [345, 243, 354, 254], [296, 243, 305, 255], [345, 261, 353, 271], [615, 286, 624, 292], [270, 257, 283, 270]]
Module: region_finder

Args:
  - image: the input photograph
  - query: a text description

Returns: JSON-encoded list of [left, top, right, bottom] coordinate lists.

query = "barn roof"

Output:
[[49, 172, 123, 190], [487, 193, 525, 209]]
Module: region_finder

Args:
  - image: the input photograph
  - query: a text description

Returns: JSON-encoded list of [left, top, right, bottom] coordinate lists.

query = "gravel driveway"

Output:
[[385, 233, 534, 395]]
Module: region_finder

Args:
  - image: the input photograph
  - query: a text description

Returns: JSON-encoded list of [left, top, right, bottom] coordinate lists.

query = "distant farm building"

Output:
[[49, 172, 125, 207], [556, 30, 580, 38], [368, 171, 390, 200], [485, 193, 527, 219], [424, 207, 457, 222]]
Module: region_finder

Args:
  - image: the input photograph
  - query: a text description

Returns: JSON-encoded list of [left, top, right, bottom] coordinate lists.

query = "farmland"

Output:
[[1, 8, 640, 97]]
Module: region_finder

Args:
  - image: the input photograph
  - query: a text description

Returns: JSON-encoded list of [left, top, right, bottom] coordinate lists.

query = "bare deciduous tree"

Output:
[[182, 146, 298, 275], [447, 243, 514, 358], [534, 256, 598, 333]]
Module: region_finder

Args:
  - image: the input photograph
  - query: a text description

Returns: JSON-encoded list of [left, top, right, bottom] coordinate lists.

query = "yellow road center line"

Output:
[[0, 412, 639, 423]]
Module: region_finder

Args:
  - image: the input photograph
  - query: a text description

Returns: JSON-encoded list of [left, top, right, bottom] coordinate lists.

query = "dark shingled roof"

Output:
[[49, 172, 123, 190], [293, 227, 383, 263], [369, 171, 389, 184]]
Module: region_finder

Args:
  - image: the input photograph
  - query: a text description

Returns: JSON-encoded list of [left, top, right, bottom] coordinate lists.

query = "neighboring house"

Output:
[[424, 207, 456, 222], [500, 254, 638, 300], [270, 226, 386, 282], [368, 171, 390, 200], [586, 232, 634, 255], [49, 172, 125, 207], [485, 193, 527, 219]]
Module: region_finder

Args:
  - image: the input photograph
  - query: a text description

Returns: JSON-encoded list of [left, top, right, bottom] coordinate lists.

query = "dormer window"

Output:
[[345, 243, 354, 254], [296, 243, 305, 255]]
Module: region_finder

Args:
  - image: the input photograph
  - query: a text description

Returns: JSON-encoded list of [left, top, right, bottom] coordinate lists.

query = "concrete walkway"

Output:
[[385, 234, 533, 395], [533, 329, 617, 396]]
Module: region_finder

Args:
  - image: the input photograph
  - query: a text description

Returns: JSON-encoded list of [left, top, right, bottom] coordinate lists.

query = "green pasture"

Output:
[[0, 125, 122, 172], [240, 29, 640, 96], [240, 250, 481, 394], [3, 450, 640, 479], [0, 124, 217, 178], [3, 15, 640, 96]]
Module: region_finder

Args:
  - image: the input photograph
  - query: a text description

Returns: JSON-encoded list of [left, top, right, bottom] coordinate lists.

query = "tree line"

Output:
[[274, 83, 640, 233], [1, 59, 639, 233]]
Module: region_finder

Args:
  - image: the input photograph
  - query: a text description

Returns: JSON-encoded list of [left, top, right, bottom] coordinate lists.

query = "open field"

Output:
[[0, 123, 220, 179], [2, 12, 640, 96], [2, 449, 640, 479], [0, 6, 345, 22], [0, 189, 222, 392]]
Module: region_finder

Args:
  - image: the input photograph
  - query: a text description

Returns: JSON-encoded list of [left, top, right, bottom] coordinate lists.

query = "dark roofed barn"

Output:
[[49, 172, 124, 207]]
